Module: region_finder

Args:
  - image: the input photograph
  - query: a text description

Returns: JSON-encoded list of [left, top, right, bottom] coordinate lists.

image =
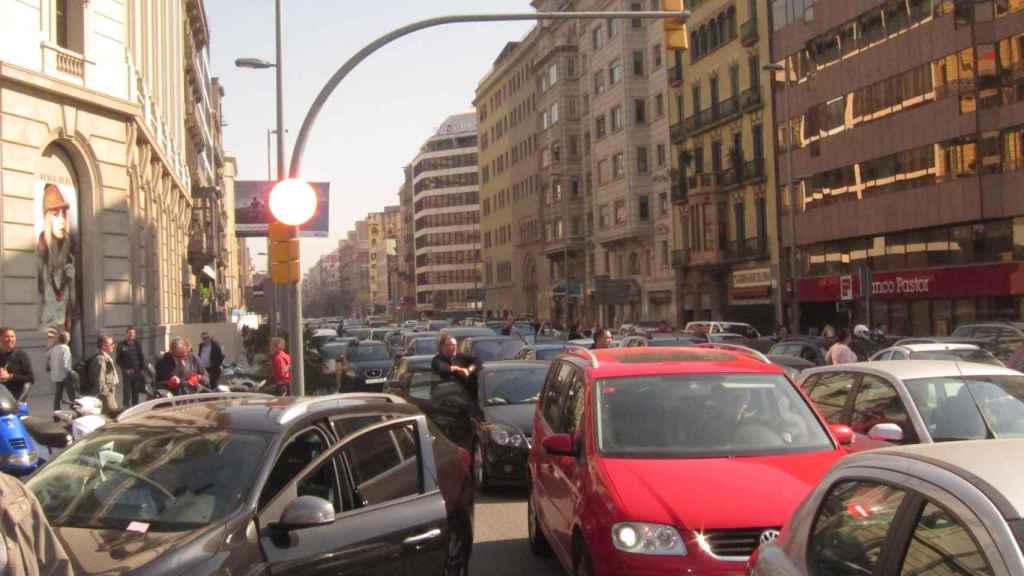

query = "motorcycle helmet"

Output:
[[853, 324, 870, 339]]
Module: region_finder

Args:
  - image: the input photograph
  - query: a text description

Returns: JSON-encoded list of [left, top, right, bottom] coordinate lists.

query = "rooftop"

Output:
[[803, 360, 1020, 382]]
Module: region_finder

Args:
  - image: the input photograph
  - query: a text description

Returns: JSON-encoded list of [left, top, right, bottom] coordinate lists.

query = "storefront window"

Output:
[[889, 301, 909, 335], [911, 300, 931, 336], [933, 299, 953, 336]]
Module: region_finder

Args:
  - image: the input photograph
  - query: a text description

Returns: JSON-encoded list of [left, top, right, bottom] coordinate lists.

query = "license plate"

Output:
[[366, 378, 387, 385]]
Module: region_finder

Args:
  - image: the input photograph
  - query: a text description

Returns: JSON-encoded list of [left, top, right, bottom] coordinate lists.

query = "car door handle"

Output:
[[403, 528, 442, 546]]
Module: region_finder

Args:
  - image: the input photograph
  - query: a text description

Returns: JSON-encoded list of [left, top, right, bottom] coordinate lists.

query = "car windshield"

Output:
[[407, 371, 443, 400], [321, 344, 348, 359], [28, 427, 269, 532], [413, 338, 436, 355], [483, 368, 546, 405], [595, 373, 833, 457], [910, 350, 1002, 366], [535, 347, 565, 360], [348, 344, 389, 361], [904, 375, 1024, 441], [472, 340, 526, 362]]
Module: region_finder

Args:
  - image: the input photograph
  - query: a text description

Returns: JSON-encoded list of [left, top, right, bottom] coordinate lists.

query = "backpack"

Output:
[[74, 353, 100, 395]]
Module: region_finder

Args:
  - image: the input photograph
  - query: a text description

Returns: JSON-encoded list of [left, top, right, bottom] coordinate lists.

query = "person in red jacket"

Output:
[[269, 337, 291, 395]]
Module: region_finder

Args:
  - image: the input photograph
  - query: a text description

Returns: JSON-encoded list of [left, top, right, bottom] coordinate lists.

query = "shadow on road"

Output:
[[469, 537, 563, 576], [477, 488, 528, 504]]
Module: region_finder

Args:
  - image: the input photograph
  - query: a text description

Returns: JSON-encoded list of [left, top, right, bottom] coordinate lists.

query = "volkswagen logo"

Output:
[[759, 529, 781, 545]]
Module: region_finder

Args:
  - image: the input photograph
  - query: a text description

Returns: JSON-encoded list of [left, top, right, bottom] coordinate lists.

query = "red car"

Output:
[[527, 346, 854, 576]]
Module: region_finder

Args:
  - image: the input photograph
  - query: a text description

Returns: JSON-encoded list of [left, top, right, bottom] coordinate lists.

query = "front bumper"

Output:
[[483, 444, 530, 486]]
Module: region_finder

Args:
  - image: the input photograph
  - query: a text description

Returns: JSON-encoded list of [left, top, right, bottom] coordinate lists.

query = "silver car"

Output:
[[870, 342, 1004, 367], [750, 439, 1024, 575]]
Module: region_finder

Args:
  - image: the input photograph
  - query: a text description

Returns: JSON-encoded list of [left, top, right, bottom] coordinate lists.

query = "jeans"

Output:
[[52, 373, 79, 411], [122, 369, 147, 407]]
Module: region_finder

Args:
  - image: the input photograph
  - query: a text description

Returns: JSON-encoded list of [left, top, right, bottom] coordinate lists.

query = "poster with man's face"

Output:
[[34, 181, 80, 335]]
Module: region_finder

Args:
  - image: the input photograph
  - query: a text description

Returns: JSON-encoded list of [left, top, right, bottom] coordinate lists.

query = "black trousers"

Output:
[[52, 373, 78, 411], [208, 366, 222, 388], [122, 369, 146, 407]]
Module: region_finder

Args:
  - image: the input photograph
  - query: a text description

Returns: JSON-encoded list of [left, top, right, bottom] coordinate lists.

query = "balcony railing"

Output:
[[682, 96, 741, 137], [723, 236, 768, 261], [671, 176, 686, 204], [670, 120, 686, 143], [741, 87, 762, 111], [744, 157, 765, 181], [671, 249, 690, 269], [669, 63, 684, 86], [686, 172, 720, 196], [741, 18, 759, 47]]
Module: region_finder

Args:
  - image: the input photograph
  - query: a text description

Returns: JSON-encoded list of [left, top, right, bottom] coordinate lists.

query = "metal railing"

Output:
[[740, 18, 759, 47], [723, 236, 768, 260]]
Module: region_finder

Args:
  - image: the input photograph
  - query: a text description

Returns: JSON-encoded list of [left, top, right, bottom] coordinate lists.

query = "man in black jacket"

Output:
[[197, 332, 225, 387], [0, 328, 34, 402], [431, 334, 479, 391], [116, 326, 146, 406], [430, 334, 481, 446]]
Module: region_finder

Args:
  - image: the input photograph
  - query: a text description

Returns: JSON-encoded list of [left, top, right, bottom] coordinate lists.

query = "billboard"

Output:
[[234, 180, 330, 237]]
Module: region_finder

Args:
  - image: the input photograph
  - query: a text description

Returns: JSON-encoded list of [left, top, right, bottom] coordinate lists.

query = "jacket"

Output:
[[198, 339, 225, 370], [0, 472, 74, 576], [0, 349, 35, 401], [154, 352, 209, 391], [45, 344, 72, 383], [88, 353, 119, 394], [115, 338, 145, 372]]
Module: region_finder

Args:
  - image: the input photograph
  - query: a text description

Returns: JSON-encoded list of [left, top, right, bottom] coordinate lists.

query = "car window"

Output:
[[801, 346, 821, 363], [899, 502, 993, 576], [408, 372, 443, 400], [559, 369, 586, 436], [341, 423, 420, 507], [260, 427, 331, 508], [295, 452, 344, 513], [483, 367, 547, 406], [905, 375, 1024, 440], [850, 375, 913, 441], [332, 415, 386, 439], [347, 344, 390, 362], [911, 349, 1002, 366], [540, 363, 573, 430], [536, 347, 564, 360], [807, 372, 856, 423], [890, 350, 907, 360], [471, 340, 526, 362], [810, 481, 908, 576], [874, 351, 892, 361]]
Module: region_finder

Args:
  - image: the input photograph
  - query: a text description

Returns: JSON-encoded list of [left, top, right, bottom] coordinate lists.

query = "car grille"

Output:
[[699, 527, 780, 559], [9, 438, 27, 450], [364, 369, 383, 378]]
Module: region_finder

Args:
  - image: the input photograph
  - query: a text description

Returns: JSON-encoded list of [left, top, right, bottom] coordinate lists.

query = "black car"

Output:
[[471, 361, 548, 490], [385, 355, 438, 402], [384, 356, 475, 448], [26, 393, 474, 576], [338, 341, 393, 392], [514, 344, 567, 361], [403, 335, 441, 357], [458, 336, 526, 363]]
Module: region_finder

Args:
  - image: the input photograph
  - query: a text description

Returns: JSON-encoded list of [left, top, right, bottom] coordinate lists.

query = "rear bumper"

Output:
[[483, 445, 529, 486]]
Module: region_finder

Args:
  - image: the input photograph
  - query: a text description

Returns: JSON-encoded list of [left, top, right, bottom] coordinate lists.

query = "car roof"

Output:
[[464, 335, 522, 342], [564, 346, 785, 378], [480, 360, 551, 371], [844, 439, 1024, 520], [802, 360, 1020, 381], [893, 343, 981, 352], [116, 394, 415, 433]]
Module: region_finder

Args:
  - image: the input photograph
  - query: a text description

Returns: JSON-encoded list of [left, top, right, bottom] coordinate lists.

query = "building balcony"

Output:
[[682, 96, 740, 138], [740, 18, 759, 47], [722, 236, 769, 262], [669, 63, 684, 87], [720, 157, 766, 189], [670, 120, 686, 144], [544, 236, 586, 256], [671, 249, 689, 270], [741, 87, 762, 112], [686, 172, 720, 197], [671, 175, 687, 204]]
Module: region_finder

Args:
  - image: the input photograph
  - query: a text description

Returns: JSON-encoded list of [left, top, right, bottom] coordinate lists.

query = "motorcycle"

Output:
[[0, 384, 45, 476], [23, 396, 106, 453], [219, 363, 265, 393], [154, 373, 233, 397]]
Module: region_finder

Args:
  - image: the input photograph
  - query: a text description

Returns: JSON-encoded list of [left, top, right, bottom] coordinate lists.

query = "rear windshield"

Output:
[[472, 340, 525, 362], [348, 345, 389, 362], [482, 367, 546, 405], [910, 350, 1003, 366], [413, 338, 436, 355], [321, 344, 348, 360], [904, 375, 1024, 441]]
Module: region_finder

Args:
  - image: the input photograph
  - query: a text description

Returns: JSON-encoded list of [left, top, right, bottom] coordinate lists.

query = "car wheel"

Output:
[[574, 542, 593, 576], [473, 442, 490, 492], [443, 516, 471, 576], [527, 491, 551, 556]]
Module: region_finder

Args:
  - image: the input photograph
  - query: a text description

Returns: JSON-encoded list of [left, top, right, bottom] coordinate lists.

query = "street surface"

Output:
[[471, 491, 563, 576]]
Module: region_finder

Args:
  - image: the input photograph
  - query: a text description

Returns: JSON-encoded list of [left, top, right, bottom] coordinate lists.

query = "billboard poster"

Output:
[[234, 180, 330, 237], [34, 180, 81, 336]]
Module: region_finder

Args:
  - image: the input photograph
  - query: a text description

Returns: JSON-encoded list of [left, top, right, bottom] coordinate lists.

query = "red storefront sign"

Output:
[[799, 263, 1024, 302]]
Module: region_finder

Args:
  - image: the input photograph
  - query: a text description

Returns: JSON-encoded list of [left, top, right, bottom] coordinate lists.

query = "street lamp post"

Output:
[[764, 61, 800, 334]]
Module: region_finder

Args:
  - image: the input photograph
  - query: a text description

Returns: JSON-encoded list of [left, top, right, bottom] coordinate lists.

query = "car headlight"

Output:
[[611, 522, 687, 556], [491, 426, 527, 448], [0, 450, 38, 466]]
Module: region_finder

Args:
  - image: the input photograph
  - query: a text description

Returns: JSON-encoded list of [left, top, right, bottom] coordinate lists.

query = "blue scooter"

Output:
[[0, 384, 44, 477]]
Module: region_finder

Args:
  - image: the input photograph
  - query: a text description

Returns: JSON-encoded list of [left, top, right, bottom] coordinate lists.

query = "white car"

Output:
[[684, 321, 761, 338], [870, 342, 1004, 366]]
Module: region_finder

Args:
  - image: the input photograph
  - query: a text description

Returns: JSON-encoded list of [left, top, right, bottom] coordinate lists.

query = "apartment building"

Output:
[[411, 113, 483, 316], [669, 0, 780, 331], [0, 0, 231, 365], [475, 28, 547, 320], [773, 0, 1024, 335], [367, 205, 400, 313], [578, 0, 678, 326], [395, 171, 418, 319]]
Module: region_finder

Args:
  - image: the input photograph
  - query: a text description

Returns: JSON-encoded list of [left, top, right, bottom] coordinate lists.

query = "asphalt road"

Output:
[[471, 490, 564, 576]]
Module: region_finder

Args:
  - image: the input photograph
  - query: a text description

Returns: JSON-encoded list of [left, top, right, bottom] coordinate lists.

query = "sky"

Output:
[[205, 1, 534, 274]]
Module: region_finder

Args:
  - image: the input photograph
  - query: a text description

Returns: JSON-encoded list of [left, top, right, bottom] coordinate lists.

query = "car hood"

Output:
[[481, 403, 536, 436], [599, 450, 841, 530], [346, 360, 393, 372], [55, 523, 225, 576]]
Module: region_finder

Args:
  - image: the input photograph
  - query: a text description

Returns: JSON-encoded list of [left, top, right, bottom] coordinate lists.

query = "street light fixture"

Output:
[[235, 57, 275, 69]]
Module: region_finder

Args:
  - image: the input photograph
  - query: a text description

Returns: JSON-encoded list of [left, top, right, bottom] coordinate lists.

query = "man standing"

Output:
[[88, 334, 121, 416], [0, 472, 74, 576], [0, 327, 34, 402], [591, 327, 613, 350], [197, 331, 225, 387], [155, 338, 208, 394], [116, 326, 146, 406], [826, 328, 859, 365], [46, 329, 75, 411], [269, 337, 291, 396], [431, 334, 479, 390]]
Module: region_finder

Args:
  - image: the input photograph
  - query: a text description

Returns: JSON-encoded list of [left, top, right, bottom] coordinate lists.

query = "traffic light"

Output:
[[269, 220, 300, 284], [663, 0, 689, 51]]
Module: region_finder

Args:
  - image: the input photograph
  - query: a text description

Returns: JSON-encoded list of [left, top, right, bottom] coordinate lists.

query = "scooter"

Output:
[[23, 396, 105, 453], [0, 384, 45, 476]]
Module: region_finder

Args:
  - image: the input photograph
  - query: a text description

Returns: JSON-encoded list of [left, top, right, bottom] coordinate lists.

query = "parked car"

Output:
[[385, 355, 439, 403], [27, 393, 475, 576], [308, 328, 340, 352], [445, 326, 503, 344], [622, 334, 705, 348], [869, 342, 1003, 366], [318, 338, 356, 378], [472, 361, 548, 490], [750, 439, 1024, 575], [399, 331, 440, 355], [769, 337, 831, 366], [799, 360, 1024, 452], [951, 322, 1024, 361], [528, 347, 852, 575], [458, 335, 526, 363], [684, 321, 761, 338], [338, 340, 393, 392], [767, 354, 817, 380], [515, 343, 568, 361], [383, 355, 475, 448]]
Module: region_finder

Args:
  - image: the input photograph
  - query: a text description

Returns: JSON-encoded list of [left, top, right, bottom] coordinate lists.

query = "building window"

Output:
[[653, 43, 663, 68], [611, 105, 624, 130], [593, 70, 606, 94], [656, 143, 666, 167], [634, 98, 647, 124], [661, 240, 669, 267], [658, 191, 668, 215], [631, 2, 644, 27], [639, 195, 651, 221], [655, 93, 665, 117], [596, 115, 607, 138], [598, 159, 609, 184], [637, 146, 649, 173], [610, 59, 624, 85], [613, 152, 625, 178], [593, 26, 605, 50], [633, 50, 646, 75], [599, 204, 611, 228], [54, 0, 84, 52], [615, 200, 627, 224]]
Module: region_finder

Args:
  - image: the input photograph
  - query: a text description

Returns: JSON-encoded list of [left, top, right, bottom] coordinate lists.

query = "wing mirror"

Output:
[[868, 422, 904, 443], [277, 496, 336, 531], [829, 424, 856, 446], [542, 433, 578, 457]]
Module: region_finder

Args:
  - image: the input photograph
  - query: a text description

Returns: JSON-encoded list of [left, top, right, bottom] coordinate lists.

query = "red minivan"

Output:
[[527, 347, 853, 576]]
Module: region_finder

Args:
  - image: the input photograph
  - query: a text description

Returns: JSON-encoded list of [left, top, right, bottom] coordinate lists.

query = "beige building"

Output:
[[475, 28, 547, 320], [0, 0, 233, 377], [395, 170, 417, 319], [411, 113, 482, 316], [366, 206, 399, 312], [669, 0, 779, 330]]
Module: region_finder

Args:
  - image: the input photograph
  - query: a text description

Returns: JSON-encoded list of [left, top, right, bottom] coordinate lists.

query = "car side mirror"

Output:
[[868, 422, 904, 443], [829, 424, 855, 446], [542, 433, 578, 457], [278, 496, 335, 531]]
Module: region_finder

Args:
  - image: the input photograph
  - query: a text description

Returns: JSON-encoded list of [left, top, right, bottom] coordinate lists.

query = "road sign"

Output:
[[840, 275, 853, 301]]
